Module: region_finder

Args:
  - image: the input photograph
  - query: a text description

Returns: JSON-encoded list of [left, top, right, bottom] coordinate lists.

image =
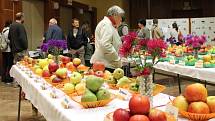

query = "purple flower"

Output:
[[40, 43, 48, 52]]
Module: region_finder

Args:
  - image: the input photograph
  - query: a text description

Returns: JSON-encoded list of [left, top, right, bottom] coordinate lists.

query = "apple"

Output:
[[48, 54, 53, 59], [92, 61, 105, 72], [103, 70, 112, 80], [188, 102, 210, 114], [94, 71, 104, 77], [61, 56, 71, 64], [113, 108, 130, 121], [203, 55, 212, 62], [48, 62, 59, 73], [113, 68, 124, 80], [172, 95, 189, 111], [55, 68, 67, 79], [52, 77, 63, 83], [77, 64, 89, 72], [184, 83, 208, 102], [129, 115, 150, 121], [66, 62, 76, 72], [148, 109, 167, 121], [38, 59, 49, 69], [35, 68, 43, 76], [129, 94, 150, 115], [43, 65, 49, 71], [70, 72, 82, 85], [42, 70, 51, 77], [73, 58, 81, 66], [63, 83, 75, 93], [207, 96, 215, 113]]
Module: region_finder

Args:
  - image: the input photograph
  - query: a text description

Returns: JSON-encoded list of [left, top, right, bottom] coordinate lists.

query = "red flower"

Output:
[[141, 67, 151, 76]]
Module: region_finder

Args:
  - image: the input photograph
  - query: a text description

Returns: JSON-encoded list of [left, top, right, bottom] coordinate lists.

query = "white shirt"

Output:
[[2, 27, 11, 52]]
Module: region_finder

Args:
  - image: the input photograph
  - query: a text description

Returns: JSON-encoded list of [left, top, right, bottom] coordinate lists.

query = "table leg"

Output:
[[153, 69, 155, 83], [18, 85, 22, 121], [177, 74, 181, 94], [204, 80, 207, 87]]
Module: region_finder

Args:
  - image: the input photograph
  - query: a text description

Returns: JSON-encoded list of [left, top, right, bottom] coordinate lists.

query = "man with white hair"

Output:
[[45, 18, 64, 42], [90, 5, 124, 72]]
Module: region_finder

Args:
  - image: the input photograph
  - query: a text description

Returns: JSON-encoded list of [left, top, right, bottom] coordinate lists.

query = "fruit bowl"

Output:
[[104, 111, 176, 121], [56, 84, 82, 96], [71, 95, 114, 108], [129, 84, 166, 96], [180, 110, 215, 121]]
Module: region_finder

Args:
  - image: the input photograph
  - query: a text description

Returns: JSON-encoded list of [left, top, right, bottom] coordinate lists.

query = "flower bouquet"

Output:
[[40, 39, 67, 63], [185, 34, 206, 59], [119, 32, 167, 105]]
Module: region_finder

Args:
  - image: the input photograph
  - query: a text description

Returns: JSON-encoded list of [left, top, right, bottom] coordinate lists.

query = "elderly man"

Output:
[[45, 18, 64, 42], [90, 5, 124, 72]]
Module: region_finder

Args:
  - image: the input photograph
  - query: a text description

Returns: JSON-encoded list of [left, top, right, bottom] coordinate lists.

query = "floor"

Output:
[[0, 74, 215, 121]]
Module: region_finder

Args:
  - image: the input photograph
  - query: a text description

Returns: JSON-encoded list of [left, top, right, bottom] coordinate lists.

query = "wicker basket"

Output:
[[180, 110, 215, 121], [71, 95, 114, 108], [104, 111, 176, 121]]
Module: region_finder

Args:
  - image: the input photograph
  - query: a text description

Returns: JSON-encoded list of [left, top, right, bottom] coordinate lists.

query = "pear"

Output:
[[117, 76, 131, 87], [96, 89, 111, 100], [81, 89, 97, 102], [106, 76, 117, 84], [86, 75, 104, 92], [113, 68, 124, 80]]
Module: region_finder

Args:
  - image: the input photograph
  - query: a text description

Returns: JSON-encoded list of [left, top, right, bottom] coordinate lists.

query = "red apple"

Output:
[[129, 95, 150, 115], [73, 58, 81, 66], [61, 56, 71, 64], [94, 71, 104, 77], [172, 95, 189, 111], [188, 102, 210, 114], [42, 70, 51, 77], [52, 77, 63, 83], [93, 61, 105, 72], [184, 83, 208, 102], [207, 96, 215, 113], [48, 62, 59, 73], [148, 109, 167, 121], [113, 108, 130, 121], [129, 115, 149, 121]]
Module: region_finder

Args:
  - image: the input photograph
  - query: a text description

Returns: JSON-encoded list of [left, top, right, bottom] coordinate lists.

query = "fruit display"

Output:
[[111, 94, 173, 121], [172, 83, 215, 120], [184, 55, 197, 66]]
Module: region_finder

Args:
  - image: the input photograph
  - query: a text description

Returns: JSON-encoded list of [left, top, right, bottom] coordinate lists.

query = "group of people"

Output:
[[1, 5, 182, 84], [1, 12, 27, 84]]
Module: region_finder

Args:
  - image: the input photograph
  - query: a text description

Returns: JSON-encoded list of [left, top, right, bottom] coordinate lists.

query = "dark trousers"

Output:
[[2, 52, 14, 83]]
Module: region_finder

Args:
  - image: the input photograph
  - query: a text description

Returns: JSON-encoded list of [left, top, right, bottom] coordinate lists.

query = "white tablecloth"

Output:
[[154, 62, 215, 84], [10, 65, 214, 121]]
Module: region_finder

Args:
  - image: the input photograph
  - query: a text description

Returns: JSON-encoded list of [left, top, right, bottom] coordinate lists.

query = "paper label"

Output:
[[61, 97, 70, 109], [117, 88, 132, 101], [165, 104, 178, 119]]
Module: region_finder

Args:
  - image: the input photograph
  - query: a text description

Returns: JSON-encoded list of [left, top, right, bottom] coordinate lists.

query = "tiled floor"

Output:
[[0, 75, 215, 121]]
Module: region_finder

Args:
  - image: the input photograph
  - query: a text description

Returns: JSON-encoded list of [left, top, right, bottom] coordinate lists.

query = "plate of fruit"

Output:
[[71, 75, 114, 108], [104, 94, 176, 121], [172, 83, 215, 120]]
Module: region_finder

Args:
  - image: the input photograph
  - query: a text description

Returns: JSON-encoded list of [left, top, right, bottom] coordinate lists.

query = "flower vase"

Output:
[[55, 55, 59, 64], [137, 74, 153, 107], [194, 49, 198, 59]]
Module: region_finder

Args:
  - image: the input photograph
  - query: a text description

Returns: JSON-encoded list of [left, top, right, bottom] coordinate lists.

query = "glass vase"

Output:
[[194, 49, 198, 59], [137, 73, 153, 107]]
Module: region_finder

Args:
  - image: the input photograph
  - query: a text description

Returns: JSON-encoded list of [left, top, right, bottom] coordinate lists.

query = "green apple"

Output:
[[48, 54, 53, 59], [113, 68, 124, 80], [70, 72, 82, 85], [63, 83, 75, 93], [207, 96, 215, 113]]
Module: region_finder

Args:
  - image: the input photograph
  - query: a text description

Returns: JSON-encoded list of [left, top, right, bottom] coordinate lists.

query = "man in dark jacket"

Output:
[[67, 18, 87, 64], [45, 18, 64, 42], [8, 12, 28, 63]]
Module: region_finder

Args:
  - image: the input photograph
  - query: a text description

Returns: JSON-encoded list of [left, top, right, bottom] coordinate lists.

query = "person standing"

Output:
[[1, 20, 13, 84], [137, 18, 150, 39], [151, 19, 164, 39], [90, 5, 124, 72], [118, 16, 129, 37], [67, 18, 87, 64], [8, 12, 28, 63], [45, 18, 64, 42]]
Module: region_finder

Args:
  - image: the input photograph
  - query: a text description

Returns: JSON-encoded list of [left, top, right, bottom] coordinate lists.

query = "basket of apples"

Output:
[[172, 83, 215, 120], [71, 75, 114, 108], [105, 94, 175, 121]]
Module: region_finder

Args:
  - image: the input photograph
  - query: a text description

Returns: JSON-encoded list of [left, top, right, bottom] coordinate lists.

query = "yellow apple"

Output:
[[207, 96, 215, 113], [173, 95, 189, 111]]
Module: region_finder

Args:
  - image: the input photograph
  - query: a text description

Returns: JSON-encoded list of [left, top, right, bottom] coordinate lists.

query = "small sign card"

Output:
[[117, 88, 132, 101], [61, 97, 71, 109]]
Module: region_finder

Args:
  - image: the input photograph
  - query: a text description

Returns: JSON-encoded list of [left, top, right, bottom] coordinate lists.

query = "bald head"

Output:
[[49, 18, 58, 26]]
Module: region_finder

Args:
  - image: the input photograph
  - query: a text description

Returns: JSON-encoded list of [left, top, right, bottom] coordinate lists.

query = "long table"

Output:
[[153, 62, 215, 93], [10, 65, 213, 121]]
